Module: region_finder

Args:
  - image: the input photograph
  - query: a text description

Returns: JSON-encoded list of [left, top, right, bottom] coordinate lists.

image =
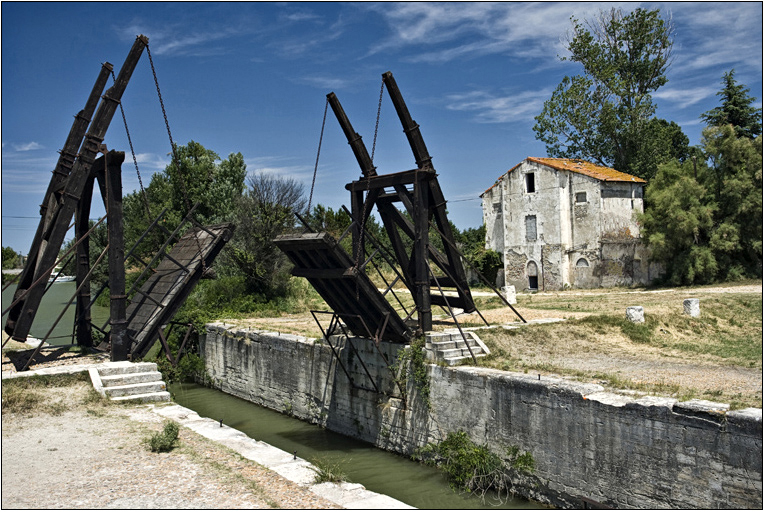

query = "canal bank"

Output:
[[203, 321, 763, 509], [1, 361, 410, 509]]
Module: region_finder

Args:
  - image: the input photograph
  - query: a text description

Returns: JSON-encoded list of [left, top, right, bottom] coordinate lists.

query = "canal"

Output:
[[2, 282, 111, 344], [2, 281, 537, 509], [169, 382, 539, 510]]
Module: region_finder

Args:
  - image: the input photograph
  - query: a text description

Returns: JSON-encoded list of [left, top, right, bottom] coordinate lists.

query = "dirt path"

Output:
[[1, 380, 339, 509]]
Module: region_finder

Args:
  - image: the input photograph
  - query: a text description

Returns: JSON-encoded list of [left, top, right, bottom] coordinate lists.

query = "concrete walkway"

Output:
[[2, 362, 414, 509]]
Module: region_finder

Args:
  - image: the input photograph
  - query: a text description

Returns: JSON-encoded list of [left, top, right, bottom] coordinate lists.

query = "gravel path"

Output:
[[1, 381, 339, 509]]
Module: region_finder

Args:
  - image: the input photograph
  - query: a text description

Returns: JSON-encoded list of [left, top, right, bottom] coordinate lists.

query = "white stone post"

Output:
[[503, 285, 517, 305], [683, 298, 700, 317], [626, 306, 644, 323]]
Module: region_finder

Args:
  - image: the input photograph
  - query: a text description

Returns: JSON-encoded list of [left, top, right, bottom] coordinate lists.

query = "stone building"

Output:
[[481, 157, 662, 291]]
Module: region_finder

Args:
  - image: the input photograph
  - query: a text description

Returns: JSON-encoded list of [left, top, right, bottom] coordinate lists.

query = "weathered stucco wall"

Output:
[[203, 323, 763, 509], [482, 160, 658, 290]]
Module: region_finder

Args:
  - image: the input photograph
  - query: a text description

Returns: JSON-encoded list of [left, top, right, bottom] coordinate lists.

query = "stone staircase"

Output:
[[424, 331, 490, 366], [89, 361, 170, 402]]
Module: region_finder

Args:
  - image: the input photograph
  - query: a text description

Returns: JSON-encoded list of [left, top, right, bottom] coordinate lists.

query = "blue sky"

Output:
[[2, 1, 762, 254]]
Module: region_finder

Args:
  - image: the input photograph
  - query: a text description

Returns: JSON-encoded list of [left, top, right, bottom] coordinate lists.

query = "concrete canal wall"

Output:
[[202, 322, 763, 509]]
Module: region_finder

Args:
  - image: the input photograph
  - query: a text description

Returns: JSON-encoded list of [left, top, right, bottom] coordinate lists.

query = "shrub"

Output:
[[148, 421, 180, 452], [413, 430, 534, 500]]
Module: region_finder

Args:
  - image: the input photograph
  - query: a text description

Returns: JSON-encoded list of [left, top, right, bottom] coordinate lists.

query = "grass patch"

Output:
[[1, 372, 91, 415], [309, 456, 347, 484]]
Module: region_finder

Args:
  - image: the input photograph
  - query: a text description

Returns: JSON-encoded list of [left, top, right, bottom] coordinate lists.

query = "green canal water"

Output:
[[169, 382, 539, 510], [1, 282, 110, 344]]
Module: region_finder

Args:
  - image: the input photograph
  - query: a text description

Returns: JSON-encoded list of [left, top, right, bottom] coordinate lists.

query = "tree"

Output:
[[122, 140, 246, 261], [640, 160, 718, 285], [702, 125, 763, 278], [533, 7, 680, 180], [701, 69, 763, 139], [223, 173, 306, 297], [2, 247, 20, 269], [640, 125, 762, 284]]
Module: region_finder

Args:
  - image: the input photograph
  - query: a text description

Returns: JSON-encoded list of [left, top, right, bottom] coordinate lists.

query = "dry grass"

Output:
[[474, 283, 762, 409], [231, 280, 762, 410]]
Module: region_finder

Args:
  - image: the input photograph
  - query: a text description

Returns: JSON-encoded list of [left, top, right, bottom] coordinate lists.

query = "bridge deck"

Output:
[[275, 232, 412, 344], [126, 223, 233, 359]]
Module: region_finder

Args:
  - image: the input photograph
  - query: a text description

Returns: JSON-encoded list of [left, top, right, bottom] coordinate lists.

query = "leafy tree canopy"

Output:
[[2, 247, 20, 269], [640, 124, 762, 285], [533, 7, 683, 180], [701, 69, 763, 139], [122, 140, 246, 260]]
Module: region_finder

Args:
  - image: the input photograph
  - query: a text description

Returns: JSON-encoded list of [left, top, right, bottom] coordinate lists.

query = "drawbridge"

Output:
[[2, 35, 232, 368], [277, 71, 525, 357]]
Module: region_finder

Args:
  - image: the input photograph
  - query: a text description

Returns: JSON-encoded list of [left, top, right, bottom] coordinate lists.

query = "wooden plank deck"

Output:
[[126, 223, 233, 359], [275, 232, 412, 344]]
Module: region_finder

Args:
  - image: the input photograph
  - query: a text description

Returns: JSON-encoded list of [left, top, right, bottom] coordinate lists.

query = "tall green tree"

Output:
[[533, 7, 681, 180], [641, 124, 762, 284], [701, 69, 763, 139], [122, 140, 246, 260], [702, 125, 763, 278], [2, 247, 20, 269]]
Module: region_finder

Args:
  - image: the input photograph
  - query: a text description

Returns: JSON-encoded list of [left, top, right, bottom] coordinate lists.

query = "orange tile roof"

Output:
[[482, 157, 645, 195], [527, 157, 647, 183]]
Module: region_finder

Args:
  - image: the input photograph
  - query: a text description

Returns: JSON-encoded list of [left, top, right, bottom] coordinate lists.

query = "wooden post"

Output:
[[74, 175, 95, 347], [5, 35, 147, 342], [104, 151, 128, 361], [5, 62, 112, 340], [414, 172, 431, 332]]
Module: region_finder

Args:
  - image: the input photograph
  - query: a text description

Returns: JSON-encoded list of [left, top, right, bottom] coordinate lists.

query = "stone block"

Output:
[[683, 298, 700, 317], [503, 285, 517, 304], [625, 306, 644, 323]]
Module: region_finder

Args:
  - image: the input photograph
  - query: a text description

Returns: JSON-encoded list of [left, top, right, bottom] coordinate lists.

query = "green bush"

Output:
[[148, 421, 180, 452], [413, 430, 534, 498]]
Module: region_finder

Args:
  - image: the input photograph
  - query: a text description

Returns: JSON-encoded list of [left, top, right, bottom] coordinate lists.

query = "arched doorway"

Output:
[[527, 261, 539, 290]]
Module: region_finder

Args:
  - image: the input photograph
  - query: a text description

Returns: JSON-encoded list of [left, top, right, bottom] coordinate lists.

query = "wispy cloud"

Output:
[[362, 2, 605, 63], [12, 141, 43, 152], [296, 75, 357, 91], [444, 88, 552, 124], [653, 85, 717, 110]]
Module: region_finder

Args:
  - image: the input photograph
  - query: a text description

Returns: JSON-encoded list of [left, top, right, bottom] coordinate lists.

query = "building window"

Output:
[[525, 215, 537, 241], [575, 192, 587, 203], [525, 173, 535, 193], [527, 261, 539, 290], [576, 258, 589, 267]]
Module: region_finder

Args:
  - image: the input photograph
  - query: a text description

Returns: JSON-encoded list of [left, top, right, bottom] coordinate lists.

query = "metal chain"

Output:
[[111, 69, 153, 223], [307, 97, 328, 215], [145, 43, 207, 272], [355, 78, 384, 269], [370, 78, 384, 164]]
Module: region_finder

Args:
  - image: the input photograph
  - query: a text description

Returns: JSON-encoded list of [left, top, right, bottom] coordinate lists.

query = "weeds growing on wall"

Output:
[[309, 456, 347, 484], [392, 337, 431, 409], [413, 430, 534, 503]]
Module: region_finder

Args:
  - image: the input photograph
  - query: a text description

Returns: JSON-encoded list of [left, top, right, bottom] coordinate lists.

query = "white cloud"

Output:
[[363, 2, 606, 63], [444, 88, 552, 124], [653, 85, 717, 110], [12, 142, 43, 152]]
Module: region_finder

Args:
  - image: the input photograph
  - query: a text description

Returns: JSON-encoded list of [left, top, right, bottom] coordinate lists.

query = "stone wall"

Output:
[[203, 323, 763, 509]]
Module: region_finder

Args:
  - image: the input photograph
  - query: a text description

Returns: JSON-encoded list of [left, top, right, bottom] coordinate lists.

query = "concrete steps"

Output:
[[89, 361, 170, 403], [424, 331, 490, 366]]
